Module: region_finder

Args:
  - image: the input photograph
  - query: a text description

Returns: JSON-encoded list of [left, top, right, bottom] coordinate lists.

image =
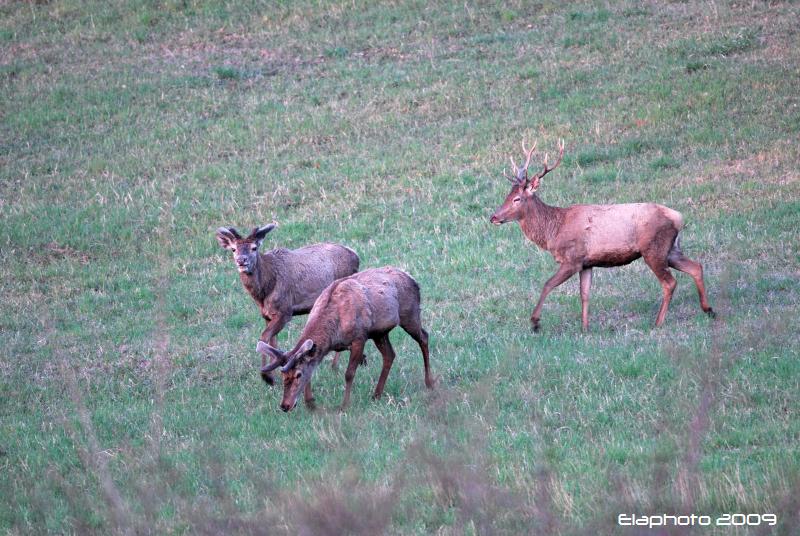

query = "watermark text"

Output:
[[618, 513, 777, 528]]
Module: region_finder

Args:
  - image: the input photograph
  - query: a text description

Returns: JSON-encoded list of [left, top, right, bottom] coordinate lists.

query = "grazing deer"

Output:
[[216, 224, 359, 387], [490, 139, 715, 331], [260, 267, 434, 412]]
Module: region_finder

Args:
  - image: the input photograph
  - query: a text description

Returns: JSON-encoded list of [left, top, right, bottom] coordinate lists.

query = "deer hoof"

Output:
[[706, 308, 717, 319], [304, 398, 317, 411], [530, 318, 541, 332], [260, 371, 275, 385]]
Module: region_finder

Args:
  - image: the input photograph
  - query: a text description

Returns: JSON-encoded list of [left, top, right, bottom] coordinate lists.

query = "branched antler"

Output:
[[530, 139, 564, 183], [509, 140, 538, 184], [502, 138, 565, 188]]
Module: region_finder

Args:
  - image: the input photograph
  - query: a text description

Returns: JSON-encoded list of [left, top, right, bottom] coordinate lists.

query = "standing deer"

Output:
[[260, 266, 434, 412], [490, 139, 715, 331], [216, 224, 359, 389]]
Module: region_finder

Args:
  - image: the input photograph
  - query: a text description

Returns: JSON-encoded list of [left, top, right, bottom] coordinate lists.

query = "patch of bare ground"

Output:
[[650, 1, 794, 34], [0, 37, 111, 76], [42, 241, 91, 265], [150, 29, 409, 76], [696, 142, 800, 186], [148, 26, 425, 80], [679, 142, 800, 214], [683, 178, 800, 215], [756, 11, 800, 65], [149, 29, 291, 73], [636, 2, 799, 66], [1, 42, 38, 67]]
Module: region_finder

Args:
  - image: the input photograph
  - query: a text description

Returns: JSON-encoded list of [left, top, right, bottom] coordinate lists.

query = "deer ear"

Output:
[[249, 223, 277, 247], [216, 227, 237, 249], [525, 178, 540, 194]]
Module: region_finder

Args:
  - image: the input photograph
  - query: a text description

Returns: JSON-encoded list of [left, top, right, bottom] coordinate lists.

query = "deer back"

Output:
[[299, 267, 417, 351], [551, 203, 684, 266], [264, 243, 359, 313]]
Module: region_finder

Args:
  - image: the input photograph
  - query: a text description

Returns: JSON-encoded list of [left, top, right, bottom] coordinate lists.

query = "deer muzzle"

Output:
[[236, 258, 252, 273]]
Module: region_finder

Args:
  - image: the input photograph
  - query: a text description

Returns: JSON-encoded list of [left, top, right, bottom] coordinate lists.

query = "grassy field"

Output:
[[2, 0, 799, 534]]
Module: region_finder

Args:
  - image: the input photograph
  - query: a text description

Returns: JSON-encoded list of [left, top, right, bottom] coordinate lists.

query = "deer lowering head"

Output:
[[266, 267, 435, 413], [490, 139, 564, 226], [215, 224, 276, 274], [260, 339, 318, 412]]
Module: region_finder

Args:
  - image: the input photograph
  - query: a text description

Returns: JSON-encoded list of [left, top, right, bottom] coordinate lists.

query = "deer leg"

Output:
[[303, 382, 316, 410], [259, 314, 290, 385], [331, 352, 340, 371], [402, 315, 434, 389], [341, 339, 365, 411], [530, 264, 580, 332], [644, 256, 677, 327], [668, 250, 715, 318], [371, 334, 396, 400], [259, 327, 270, 370], [579, 268, 592, 332]]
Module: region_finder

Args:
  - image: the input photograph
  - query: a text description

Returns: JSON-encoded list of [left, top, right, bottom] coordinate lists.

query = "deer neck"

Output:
[[300, 303, 342, 363], [519, 195, 564, 251], [240, 253, 275, 302]]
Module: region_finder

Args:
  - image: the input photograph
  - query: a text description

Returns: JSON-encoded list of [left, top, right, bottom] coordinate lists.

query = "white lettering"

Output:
[[619, 512, 776, 528]]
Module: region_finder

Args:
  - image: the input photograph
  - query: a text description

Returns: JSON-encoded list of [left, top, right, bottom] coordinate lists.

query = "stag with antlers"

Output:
[[490, 139, 715, 331]]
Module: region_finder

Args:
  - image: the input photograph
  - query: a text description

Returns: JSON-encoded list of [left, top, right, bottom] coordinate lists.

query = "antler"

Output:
[[509, 140, 538, 184], [281, 353, 302, 373], [530, 139, 565, 183], [257, 341, 285, 373], [262, 360, 283, 373]]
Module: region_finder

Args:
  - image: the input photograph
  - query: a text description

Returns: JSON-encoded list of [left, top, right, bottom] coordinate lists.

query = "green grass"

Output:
[[2, 1, 799, 534]]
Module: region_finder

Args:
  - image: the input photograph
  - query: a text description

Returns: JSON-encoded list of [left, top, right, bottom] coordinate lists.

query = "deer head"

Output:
[[490, 139, 564, 225], [215, 223, 276, 274], [262, 339, 317, 412]]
